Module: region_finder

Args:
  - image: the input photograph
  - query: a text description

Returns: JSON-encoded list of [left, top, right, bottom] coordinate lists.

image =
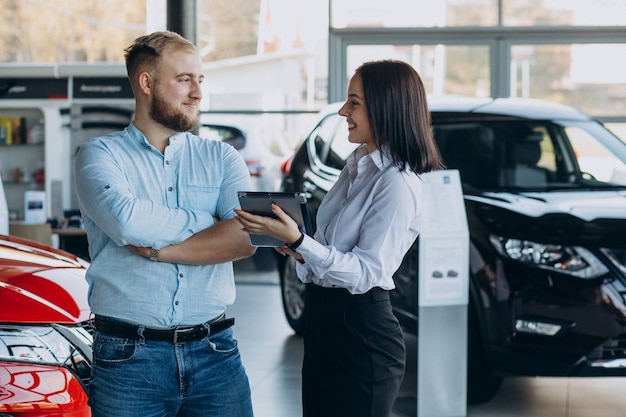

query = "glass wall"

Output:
[[346, 44, 491, 97], [510, 43, 626, 116], [0, 0, 145, 63], [1, 0, 625, 140], [330, 0, 626, 28], [328, 0, 626, 140]]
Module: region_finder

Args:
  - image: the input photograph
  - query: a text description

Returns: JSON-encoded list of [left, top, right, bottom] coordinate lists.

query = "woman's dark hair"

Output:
[[355, 60, 445, 174]]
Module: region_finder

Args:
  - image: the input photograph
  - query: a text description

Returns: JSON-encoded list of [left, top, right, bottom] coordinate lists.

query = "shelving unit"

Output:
[[1, 64, 134, 228], [0, 108, 45, 220]]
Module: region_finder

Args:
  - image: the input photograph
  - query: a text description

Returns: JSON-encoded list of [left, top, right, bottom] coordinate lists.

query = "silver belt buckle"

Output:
[[173, 327, 195, 344]]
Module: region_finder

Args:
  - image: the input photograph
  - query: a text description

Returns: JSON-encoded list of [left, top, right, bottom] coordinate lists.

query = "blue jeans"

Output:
[[89, 318, 253, 417]]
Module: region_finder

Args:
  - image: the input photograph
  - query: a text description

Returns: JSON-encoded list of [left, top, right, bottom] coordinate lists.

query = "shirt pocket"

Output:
[[179, 184, 221, 213]]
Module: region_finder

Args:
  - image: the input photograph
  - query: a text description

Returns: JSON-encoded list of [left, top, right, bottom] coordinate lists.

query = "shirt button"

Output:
[[179, 273, 184, 278], [166, 160, 170, 165], [175, 300, 179, 305], [168, 186, 173, 191]]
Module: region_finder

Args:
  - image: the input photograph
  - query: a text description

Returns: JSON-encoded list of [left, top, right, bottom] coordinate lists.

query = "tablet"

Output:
[[237, 191, 312, 247]]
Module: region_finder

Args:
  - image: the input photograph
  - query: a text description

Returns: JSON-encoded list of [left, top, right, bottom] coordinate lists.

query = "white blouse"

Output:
[[295, 145, 423, 294]]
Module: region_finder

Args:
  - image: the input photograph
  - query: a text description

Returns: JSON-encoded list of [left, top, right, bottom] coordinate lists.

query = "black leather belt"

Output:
[[94, 315, 235, 344]]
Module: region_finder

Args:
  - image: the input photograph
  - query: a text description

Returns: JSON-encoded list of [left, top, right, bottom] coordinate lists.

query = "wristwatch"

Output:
[[149, 247, 160, 262]]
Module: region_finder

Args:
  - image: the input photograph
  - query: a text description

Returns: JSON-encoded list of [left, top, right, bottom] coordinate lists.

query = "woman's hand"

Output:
[[234, 203, 302, 246], [275, 246, 305, 263]]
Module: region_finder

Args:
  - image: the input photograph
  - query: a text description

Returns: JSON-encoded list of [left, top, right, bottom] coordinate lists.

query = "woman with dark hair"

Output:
[[235, 59, 444, 417]]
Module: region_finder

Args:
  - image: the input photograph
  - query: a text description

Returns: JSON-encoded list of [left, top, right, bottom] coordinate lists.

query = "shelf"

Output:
[[2, 180, 44, 187], [0, 143, 43, 147], [0, 108, 46, 220]]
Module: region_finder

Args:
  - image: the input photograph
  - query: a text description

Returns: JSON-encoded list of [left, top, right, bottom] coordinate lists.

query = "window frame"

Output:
[[328, 25, 626, 126]]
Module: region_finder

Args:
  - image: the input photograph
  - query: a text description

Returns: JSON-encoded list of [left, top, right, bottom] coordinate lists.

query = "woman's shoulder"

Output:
[[379, 165, 422, 188]]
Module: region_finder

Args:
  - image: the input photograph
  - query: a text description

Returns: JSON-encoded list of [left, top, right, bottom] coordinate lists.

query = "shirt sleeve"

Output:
[[74, 139, 215, 247], [297, 172, 421, 294], [213, 143, 252, 221]]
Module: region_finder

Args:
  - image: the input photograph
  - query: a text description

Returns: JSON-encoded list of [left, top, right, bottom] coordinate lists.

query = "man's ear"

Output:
[[138, 72, 152, 95]]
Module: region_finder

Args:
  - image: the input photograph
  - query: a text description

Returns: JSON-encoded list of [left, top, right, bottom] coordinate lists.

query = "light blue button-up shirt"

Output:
[[295, 145, 422, 294], [74, 123, 251, 328]]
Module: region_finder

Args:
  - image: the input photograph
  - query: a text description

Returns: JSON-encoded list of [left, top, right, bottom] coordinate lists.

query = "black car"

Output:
[[277, 97, 626, 404]]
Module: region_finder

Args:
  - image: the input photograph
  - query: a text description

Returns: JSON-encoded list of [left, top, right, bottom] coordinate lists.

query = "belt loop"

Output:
[[137, 325, 147, 343]]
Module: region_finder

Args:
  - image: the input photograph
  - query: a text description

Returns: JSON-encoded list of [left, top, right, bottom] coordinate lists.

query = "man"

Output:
[[74, 31, 256, 417]]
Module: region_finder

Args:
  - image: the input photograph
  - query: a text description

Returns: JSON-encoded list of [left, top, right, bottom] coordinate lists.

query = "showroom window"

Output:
[[510, 43, 626, 116], [330, 0, 626, 28], [346, 44, 491, 97], [2, 0, 625, 139], [328, 0, 626, 140]]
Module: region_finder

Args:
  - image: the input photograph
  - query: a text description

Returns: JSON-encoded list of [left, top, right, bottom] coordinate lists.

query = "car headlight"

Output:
[[490, 235, 609, 279], [0, 324, 92, 384]]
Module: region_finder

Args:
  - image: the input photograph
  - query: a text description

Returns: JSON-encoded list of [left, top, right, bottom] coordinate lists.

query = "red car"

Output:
[[0, 234, 92, 416]]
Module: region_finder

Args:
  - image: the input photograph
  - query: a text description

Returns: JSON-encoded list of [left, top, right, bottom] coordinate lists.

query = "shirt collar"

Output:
[[348, 144, 392, 172], [127, 122, 187, 150]]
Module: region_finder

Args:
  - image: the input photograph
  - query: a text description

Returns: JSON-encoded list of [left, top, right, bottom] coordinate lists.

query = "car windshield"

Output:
[[433, 119, 626, 192]]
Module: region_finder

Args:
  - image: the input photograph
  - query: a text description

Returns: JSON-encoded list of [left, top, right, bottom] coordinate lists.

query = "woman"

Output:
[[235, 59, 444, 417]]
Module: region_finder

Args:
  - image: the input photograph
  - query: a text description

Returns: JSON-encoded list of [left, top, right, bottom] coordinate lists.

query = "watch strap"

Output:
[[149, 247, 160, 262], [286, 233, 305, 251]]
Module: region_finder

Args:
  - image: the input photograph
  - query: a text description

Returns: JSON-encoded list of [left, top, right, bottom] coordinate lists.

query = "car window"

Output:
[[309, 114, 355, 170], [328, 122, 354, 162], [434, 118, 626, 191], [567, 125, 626, 184], [434, 121, 566, 190], [310, 114, 340, 159], [201, 125, 245, 150], [532, 126, 557, 172]]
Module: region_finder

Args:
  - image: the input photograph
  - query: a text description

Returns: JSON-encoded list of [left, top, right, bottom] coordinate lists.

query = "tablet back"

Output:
[[237, 191, 312, 247]]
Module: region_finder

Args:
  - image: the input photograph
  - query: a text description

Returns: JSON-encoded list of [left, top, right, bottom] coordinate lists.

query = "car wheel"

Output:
[[466, 302, 503, 404], [252, 247, 277, 272], [279, 256, 307, 335]]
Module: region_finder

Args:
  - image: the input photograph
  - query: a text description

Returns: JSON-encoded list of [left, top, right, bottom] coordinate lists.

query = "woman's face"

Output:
[[338, 72, 376, 153]]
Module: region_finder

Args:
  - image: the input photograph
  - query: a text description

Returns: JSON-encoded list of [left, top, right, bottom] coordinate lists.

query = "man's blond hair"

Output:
[[124, 31, 197, 92]]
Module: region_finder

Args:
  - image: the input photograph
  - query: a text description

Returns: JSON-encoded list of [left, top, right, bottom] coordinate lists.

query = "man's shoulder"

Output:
[[84, 129, 127, 146], [186, 132, 239, 154]]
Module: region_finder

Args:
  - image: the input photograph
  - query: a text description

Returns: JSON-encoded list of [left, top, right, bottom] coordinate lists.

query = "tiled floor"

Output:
[[229, 257, 626, 417]]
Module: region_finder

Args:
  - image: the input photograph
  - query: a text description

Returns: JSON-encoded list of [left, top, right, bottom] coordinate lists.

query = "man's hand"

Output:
[[127, 217, 255, 265], [128, 245, 151, 258]]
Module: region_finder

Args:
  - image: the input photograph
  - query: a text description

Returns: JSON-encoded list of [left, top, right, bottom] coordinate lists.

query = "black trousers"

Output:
[[302, 284, 406, 417]]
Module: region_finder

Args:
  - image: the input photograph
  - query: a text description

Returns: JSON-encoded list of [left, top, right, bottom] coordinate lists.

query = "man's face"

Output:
[[149, 50, 204, 133]]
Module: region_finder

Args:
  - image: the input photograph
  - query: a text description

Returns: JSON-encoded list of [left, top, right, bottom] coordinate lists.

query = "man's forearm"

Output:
[[157, 218, 256, 265]]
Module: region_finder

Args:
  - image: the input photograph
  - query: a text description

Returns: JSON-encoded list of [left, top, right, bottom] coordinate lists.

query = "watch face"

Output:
[[150, 247, 159, 261]]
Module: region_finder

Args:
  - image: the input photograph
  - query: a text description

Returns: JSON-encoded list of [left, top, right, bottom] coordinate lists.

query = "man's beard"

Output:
[[150, 92, 198, 132]]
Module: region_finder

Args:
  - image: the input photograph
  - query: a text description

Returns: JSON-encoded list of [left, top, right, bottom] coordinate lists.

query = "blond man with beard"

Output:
[[74, 31, 255, 417]]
